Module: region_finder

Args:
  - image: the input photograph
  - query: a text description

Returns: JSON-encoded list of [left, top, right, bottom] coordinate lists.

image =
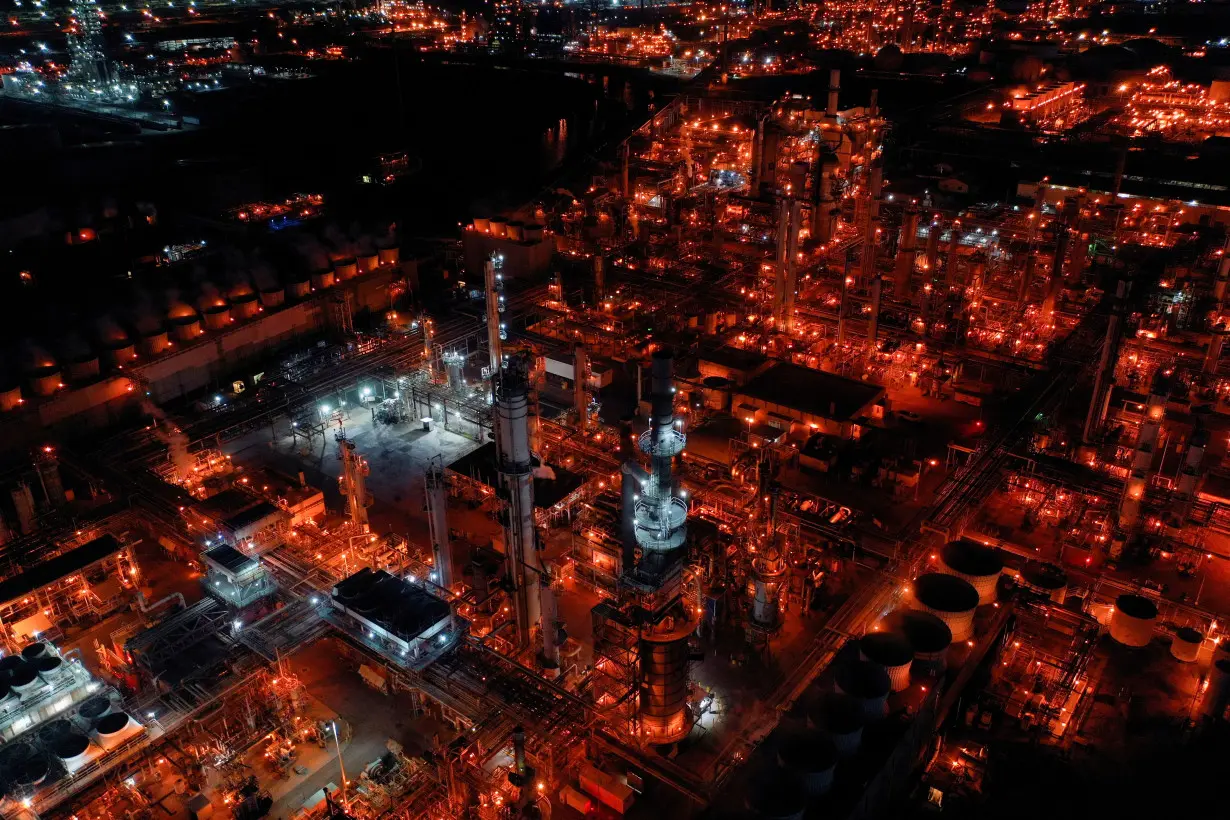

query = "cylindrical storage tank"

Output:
[[1172, 627, 1203, 662], [704, 312, 719, 334], [489, 216, 508, 238], [142, 328, 170, 355], [102, 341, 137, 369], [202, 303, 231, 330], [1202, 657, 1230, 720], [378, 245, 400, 266], [835, 660, 891, 721], [0, 383, 23, 411], [507, 221, 525, 241], [311, 268, 335, 290], [883, 609, 952, 674], [1109, 594, 1157, 647], [9, 665, 43, 695], [473, 216, 491, 233], [20, 642, 49, 662], [54, 732, 91, 771], [334, 257, 358, 280], [1019, 562, 1068, 604], [94, 712, 133, 749], [287, 276, 311, 300], [746, 767, 806, 820], [78, 694, 113, 723], [357, 252, 379, 273], [807, 692, 864, 758], [231, 293, 259, 320], [35, 655, 65, 683], [524, 223, 544, 241], [702, 376, 732, 411], [939, 541, 1003, 605], [169, 315, 201, 342], [65, 352, 100, 382], [27, 365, 62, 397], [639, 626, 693, 744], [913, 574, 979, 642], [859, 630, 914, 692], [0, 655, 29, 677], [777, 730, 837, 797], [13, 753, 50, 789], [259, 286, 286, 308]]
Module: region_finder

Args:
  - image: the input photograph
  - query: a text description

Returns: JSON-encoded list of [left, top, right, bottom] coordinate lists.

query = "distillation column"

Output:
[[425, 457, 452, 590], [485, 255, 504, 375], [894, 207, 919, 295], [495, 356, 543, 649], [773, 200, 802, 331], [338, 437, 371, 533], [1082, 276, 1130, 446], [748, 483, 786, 642]]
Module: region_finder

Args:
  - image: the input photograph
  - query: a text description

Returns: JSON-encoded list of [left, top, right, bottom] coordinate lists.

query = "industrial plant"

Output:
[[1, 0, 1230, 819]]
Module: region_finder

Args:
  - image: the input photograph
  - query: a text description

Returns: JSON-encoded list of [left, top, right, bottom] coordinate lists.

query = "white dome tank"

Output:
[[1109, 594, 1157, 647]]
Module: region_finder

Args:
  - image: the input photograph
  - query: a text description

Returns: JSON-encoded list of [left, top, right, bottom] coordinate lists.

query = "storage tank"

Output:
[[835, 660, 891, 721], [64, 350, 100, 382], [311, 268, 335, 290], [939, 541, 1003, 605], [746, 767, 806, 820], [639, 619, 693, 744], [287, 275, 312, 300], [1202, 657, 1230, 720], [1171, 626, 1203, 662], [702, 376, 732, 411], [78, 694, 114, 723], [776, 730, 837, 797], [1019, 562, 1068, 604], [102, 339, 137, 369], [859, 630, 914, 692], [806, 691, 864, 757], [0, 382, 23, 411], [334, 257, 358, 280], [378, 244, 400, 266], [94, 712, 134, 749], [27, 363, 62, 397], [913, 573, 979, 642], [169, 314, 202, 342], [357, 252, 379, 273], [473, 216, 491, 233], [704, 312, 719, 334], [882, 608, 952, 674], [21, 642, 49, 662], [507, 221, 525, 241], [142, 328, 170, 355], [231, 293, 259, 320], [201, 302, 231, 330], [1109, 594, 1157, 647], [35, 655, 66, 683], [259, 285, 286, 308], [54, 732, 92, 771], [524, 223, 544, 241], [0, 655, 29, 677], [9, 665, 43, 695], [489, 216, 508, 238]]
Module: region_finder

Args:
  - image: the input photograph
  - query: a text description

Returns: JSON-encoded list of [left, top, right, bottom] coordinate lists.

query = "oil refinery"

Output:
[[1, 1, 1230, 819]]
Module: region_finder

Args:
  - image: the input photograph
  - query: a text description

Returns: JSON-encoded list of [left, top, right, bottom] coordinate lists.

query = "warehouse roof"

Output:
[[737, 363, 884, 422]]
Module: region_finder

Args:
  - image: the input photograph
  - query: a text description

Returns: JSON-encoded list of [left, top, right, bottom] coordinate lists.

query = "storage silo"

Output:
[[1019, 562, 1068, 604], [777, 730, 838, 797], [1171, 627, 1203, 663], [835, 660, 891, 721], [1109, 594, 1157, 647], [912, 573, 979, 642], [882, 609, 952, 673], [806, 692, 864, 758], [859, 630, 914, 692], [939, 541, 1003, 605]]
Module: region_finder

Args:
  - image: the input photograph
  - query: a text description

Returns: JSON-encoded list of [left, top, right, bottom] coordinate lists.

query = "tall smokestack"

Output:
[[485, 255, 504, 374], [827, 69, 840, 118], [425, 456, 452, 590]]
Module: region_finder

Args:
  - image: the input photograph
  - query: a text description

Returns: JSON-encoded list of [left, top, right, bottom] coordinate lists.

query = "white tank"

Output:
[[334, 258, 358, 280], [66, 353, 100, 382], [835, 661, 890, 722], [859, 631, 914, 692], [1171, 627, 1202, 662], [231, 294, 259, 320], [259, 286, 285, 308], [939, 541, 1003, 606], [27, 365, 62, 397], [93, 712, 134, 750], [103, 342, 137, 369], [807, 692, 864, 758], [170, 317, 202, 342], [0, 384, 23, 411], [142, 329, 170, 355], [311, 269, 335, 290], [1109, 594, 1157, 647], [912, 573, 979, 642], [287, 278, 312, 299], [357, 252, 379, 273], [378, 245, 400, 266], [776, 731, 837, 798], [202, 303, 231, 330]]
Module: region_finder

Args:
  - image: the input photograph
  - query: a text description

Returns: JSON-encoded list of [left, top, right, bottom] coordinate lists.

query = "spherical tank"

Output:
[[378, 245, 401, 266], [939, 541, 1003, 605], [835, 660, 891, 721], [859, 630, 914, 692], [1171, 627, 1203, 663], [807, 691, 864, 757], [334, 257, 358, 280], [912, 574, 979, 642], [776, 730, 838, 797], [1109, 594, 1157, 647]]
